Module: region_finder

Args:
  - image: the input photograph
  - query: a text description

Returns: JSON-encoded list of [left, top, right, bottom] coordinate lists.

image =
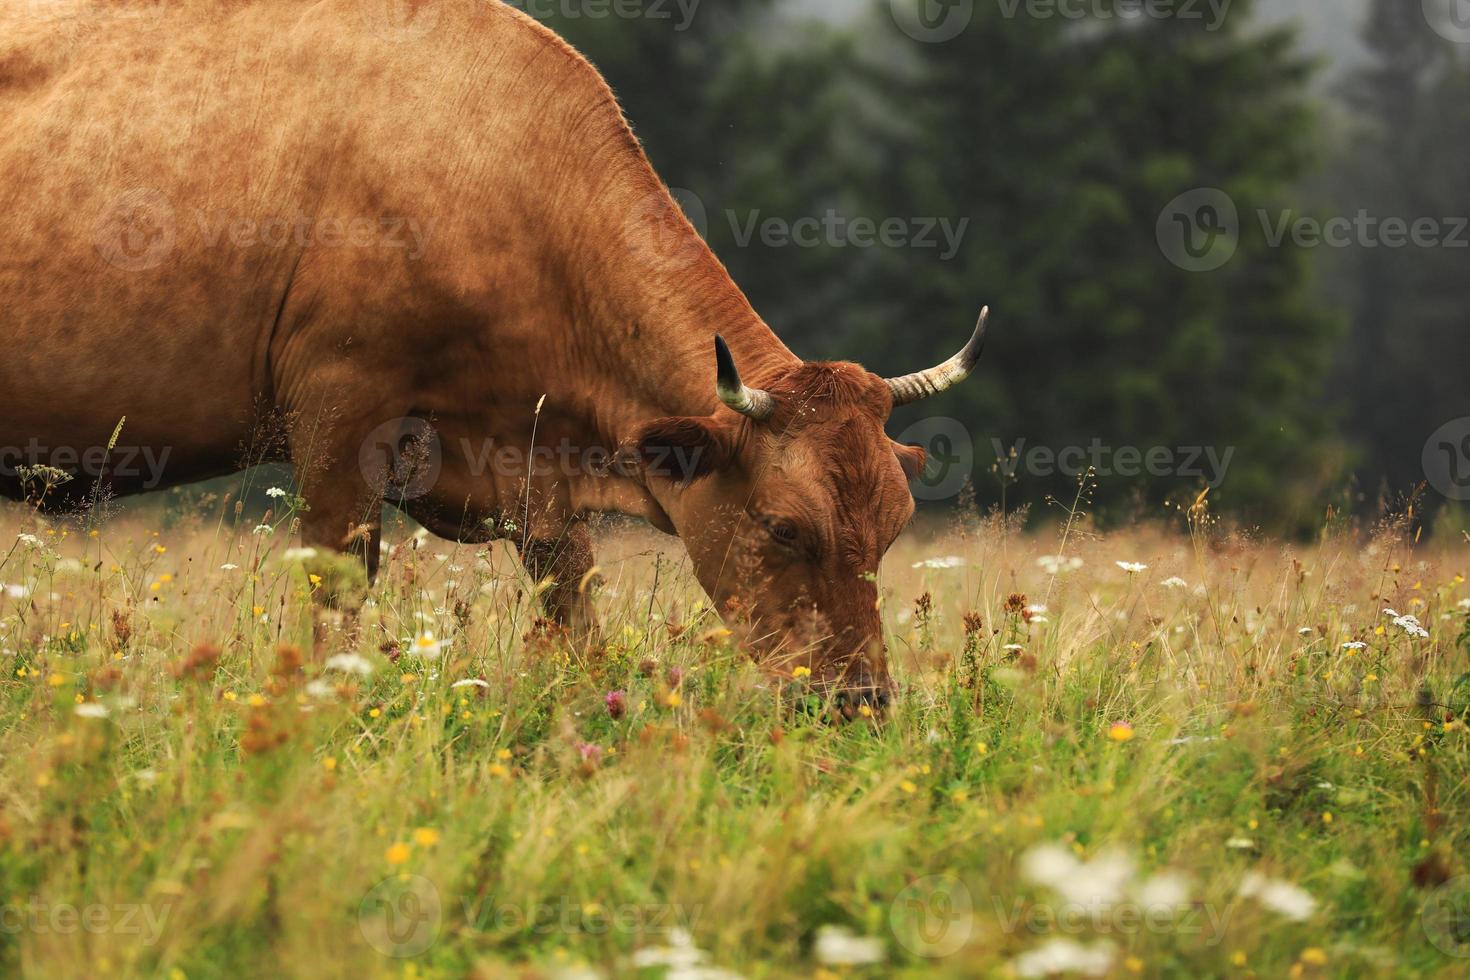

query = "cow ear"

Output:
[[893, 442, 926, 481], [632, 416, 732, 484]]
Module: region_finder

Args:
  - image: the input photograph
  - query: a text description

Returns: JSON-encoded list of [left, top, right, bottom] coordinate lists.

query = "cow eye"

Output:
[[763, 518, 800, 547]]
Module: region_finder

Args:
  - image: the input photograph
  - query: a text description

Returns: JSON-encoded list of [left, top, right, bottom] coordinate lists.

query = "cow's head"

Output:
[[632, 309, 988, 710]]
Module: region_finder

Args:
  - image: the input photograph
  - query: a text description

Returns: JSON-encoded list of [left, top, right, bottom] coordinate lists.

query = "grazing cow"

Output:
[[0, 0, 986, 703]]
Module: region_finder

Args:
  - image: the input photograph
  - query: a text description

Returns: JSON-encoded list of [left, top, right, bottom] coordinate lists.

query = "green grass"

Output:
[[1, 506, 1468, 978]]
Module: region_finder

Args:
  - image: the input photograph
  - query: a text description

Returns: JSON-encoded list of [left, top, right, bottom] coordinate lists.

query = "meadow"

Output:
[[0, 491, 1467, 978]]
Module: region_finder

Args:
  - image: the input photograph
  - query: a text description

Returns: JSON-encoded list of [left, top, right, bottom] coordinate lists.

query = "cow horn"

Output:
[[714, 335, 775, 420], [885, 306, 989, 406]]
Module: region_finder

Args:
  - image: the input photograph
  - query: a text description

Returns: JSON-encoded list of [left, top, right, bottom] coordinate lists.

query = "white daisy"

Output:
[[324, 653, 374, 677], [1115, 561, 1147, 574]]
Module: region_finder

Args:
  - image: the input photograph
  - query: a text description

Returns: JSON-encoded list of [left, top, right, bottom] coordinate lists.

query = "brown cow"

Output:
[[0, 0, 985, 704]]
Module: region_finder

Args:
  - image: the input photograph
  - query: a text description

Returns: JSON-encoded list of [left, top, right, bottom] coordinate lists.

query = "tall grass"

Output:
[[0, 500, 1466, 977]]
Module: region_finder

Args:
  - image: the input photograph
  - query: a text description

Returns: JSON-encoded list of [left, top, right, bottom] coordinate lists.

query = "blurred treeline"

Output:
[[525, 0, 1470, 535]]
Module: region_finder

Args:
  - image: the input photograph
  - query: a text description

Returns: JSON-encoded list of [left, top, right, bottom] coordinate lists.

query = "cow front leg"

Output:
[[517, 521, 601, 644]]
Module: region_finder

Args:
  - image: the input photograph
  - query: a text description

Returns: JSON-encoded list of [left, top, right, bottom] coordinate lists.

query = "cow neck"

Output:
[[570, 206, 799, 437]]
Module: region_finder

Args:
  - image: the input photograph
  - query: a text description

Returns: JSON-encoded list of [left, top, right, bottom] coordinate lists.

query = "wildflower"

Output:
[[899, 780, 917, 794], [16, 533, 42, 548], [47, 673, 66, 687], [1238, 872, 1316, 922], [385, 842, 411, 865], [488, 763, 511, 779], [664, 691, 682, 708], [912, 555, 966, 569], [1391, 613, 1429, 639], [407, 632, 443, 658], [451, 678, 490, 690], [605, 690, 627, 720], [219, 563, 239, 571], [1298, 627, 1314, 636], [1341, 641, 1366, 650], [1038, 554, 1084, 574], [1108, 721, 1135, 742], [304, 679, 336, 700], [1299, 948, 1328, 966], [1161, 576, 1188, 589], [252, 524, 273, 535], [813, 925, 885, 966], [73, 702, 109, 719], [1021, 843, 1133, 906], [282, 547, 318, 561], [1459, 598, 1470, 611], [631, 929, 710, 971], [792, 665, 812, 679], [322, 757, 337, 771], [1025, 603, 1048, 615], [412, 828, 440, 847], [1012, 939, 1115, 978], [1003, 643, 1025, 652], [1116, 561, 1147, 574], [266, 487, 287, 498], [324, 653, 374, 676]]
